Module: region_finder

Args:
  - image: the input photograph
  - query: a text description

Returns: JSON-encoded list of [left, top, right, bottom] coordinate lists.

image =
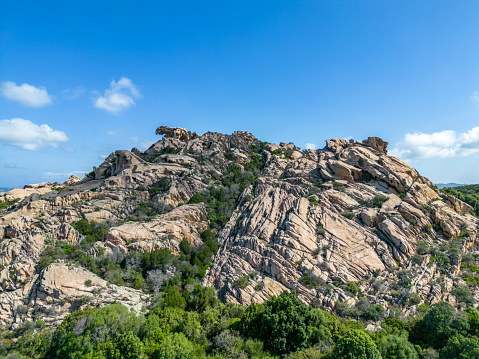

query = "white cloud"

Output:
[[42, 170, 87, 179], [305, 143, 318, 150], [390, 126, 479, 160], [94, 77, 141, 114], [1, 81, 53, 107], [0, 118, 69, 151], [471, 91, 479, 103], [62, 86, 85, 100]]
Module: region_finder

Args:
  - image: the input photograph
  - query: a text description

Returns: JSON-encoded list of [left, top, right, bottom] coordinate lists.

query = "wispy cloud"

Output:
[[62, 86, 85, 100], [471, 91, 479, 103], [108, 130, 116, 136], [4, 163, 17, 168], [390, 126, 479, 160], [0, 118, 69, 151], [64, 147, 75, 153], [1, 81, 53, 107], [94, 77, 141, 114], [305, 143, 318, 150]]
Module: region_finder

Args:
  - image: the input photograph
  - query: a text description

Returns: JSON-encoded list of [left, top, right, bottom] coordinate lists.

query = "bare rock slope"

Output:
[[0, 126, 478, 326]]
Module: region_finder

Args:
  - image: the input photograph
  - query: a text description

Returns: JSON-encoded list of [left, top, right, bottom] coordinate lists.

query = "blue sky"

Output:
[[1, 1, 478, 188]]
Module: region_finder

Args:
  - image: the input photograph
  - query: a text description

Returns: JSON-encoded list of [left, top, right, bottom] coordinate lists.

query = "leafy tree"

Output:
[[439, 335, 479, 359], [153, 333, 195, 359], [332, 329, 382, 359], [240, 291, 317, 355], [152, 307, 206, 347], [410, 302, 469, 349], [112, 331, 145, 359], [453, 285, 473, 306], [179, 238, 191, 255], [164, 285, 187, 309], [187, 285, 218, 313], [52, 304, 144, 358], [466, 307, 479, 336], [9, 329, 53, 359], [380, 335, 418, 359], [142, 248, 176, 275]]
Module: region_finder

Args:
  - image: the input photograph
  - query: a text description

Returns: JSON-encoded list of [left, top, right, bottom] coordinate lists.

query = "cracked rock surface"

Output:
[[1, 125, 478, 327]]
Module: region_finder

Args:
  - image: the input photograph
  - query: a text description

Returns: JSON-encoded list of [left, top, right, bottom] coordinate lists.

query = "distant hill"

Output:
[[436, 183, 468, 189]]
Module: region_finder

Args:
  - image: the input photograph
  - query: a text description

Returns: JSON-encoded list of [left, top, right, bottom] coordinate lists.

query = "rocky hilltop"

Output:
[[0, 126, 478, 327]]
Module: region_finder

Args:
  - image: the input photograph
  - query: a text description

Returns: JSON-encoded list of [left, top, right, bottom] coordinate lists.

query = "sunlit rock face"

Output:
[[0, 125, 478, 326]]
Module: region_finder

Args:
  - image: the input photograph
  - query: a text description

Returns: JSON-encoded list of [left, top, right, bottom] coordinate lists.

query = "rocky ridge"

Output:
[[0, 126, 478, 327]]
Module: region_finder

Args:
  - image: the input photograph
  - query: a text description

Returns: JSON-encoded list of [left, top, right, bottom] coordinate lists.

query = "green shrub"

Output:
[[372, 195, 389, 208], [154, 332, 195, 359], [149, 177, 171, 195], [341, 211, 355, 220], [453, 285, 473, 306], [332, 329, 381, 359], [346, 281, 360, 295], [239, 291, 322, 355], [234, 275, 250, 290], [440, 335, 479, 359], [380, 334, 418, 359], [410, 301, 469, 349]]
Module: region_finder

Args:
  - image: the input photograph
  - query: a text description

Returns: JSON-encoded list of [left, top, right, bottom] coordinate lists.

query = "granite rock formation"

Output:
[[0, 125, 478, 327]]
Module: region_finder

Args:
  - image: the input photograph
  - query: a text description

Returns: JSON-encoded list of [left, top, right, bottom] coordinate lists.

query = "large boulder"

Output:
[[155, 126, 198, 142]]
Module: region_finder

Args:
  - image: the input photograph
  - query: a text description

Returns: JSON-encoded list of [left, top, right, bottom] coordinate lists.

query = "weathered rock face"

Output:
[[1, 125, 478, 326], [0, 263, 148, 327], [202, 134, 478, 310], [155, 126, 199, 142], [105, 203, 208, 255], [0, 182, 56, 202], [363, 137, 389, 155]]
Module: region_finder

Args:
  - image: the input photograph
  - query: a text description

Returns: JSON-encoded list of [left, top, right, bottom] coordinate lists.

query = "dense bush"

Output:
[[332, 329, 381, 359], [239, 291, 328, 355], [410, 301, 469, 349], [380, 335, 418, 359], [439, 335, 479, 359], [5, 296, 479, 358]]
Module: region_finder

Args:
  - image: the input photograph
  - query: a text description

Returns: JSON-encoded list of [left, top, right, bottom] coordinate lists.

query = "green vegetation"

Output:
[[341, 211, 356, 220], [371, 195, 389, 208], [189, 156, 264, 228], [332, 329, 381, 359], [0, 198, 20, 211], [239, 292, 324, 355], [441, 184, 479, 215], [5, 296, 479, 358], [39, 218, 218, 290]]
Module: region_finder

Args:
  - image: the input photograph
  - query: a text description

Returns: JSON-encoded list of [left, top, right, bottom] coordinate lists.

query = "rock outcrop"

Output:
[[1, 125, 478, 327]]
